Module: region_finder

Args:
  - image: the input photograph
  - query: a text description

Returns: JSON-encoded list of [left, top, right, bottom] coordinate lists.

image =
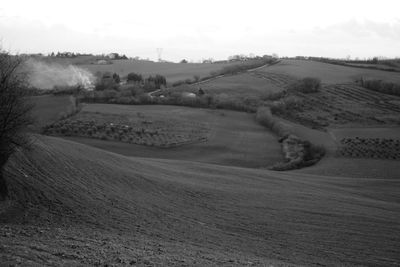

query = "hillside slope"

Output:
[[81, 60, 236, 83], [256, 59, 400, 84], [1, 136, 399, 266], [59, 104, 283, 168]]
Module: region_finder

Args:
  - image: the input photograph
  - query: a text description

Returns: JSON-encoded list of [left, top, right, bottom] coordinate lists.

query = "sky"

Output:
[[1, 0, 399, 62]]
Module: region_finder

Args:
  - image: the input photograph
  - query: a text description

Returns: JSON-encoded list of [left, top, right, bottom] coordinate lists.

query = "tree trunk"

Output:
[[0, 171, 8, 200]]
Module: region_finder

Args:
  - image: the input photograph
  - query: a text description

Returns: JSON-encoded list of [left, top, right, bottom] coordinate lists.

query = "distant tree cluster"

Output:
[[94, 71, 167, 92], [127, 72, 143, 83], [95, 72, 121, 91], [107, 53, 128, 60], [202, 58, 214, 64], [227, 54, 272, 62], [145, 75, 167, 89], [48, 51, 129, 60], [49, 52, 94, 58]]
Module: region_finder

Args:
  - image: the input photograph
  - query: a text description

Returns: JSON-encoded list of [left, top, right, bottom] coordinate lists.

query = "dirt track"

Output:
[[1, 135, 399, 266]]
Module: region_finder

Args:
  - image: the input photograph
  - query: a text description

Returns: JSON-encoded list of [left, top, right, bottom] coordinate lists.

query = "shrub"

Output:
[[146, 74, 167, 89], [256, 107, 274, 128], [360, 79, 400, 97], [289, 77, 321, 93], [255, 107, 325, 171], [260, 90, 286, 101], [127, 72, 143, 83], [270, 95, 303, 114], [95, 72, 120, 91], [302, 141, 325, 162], [172, 80, 186, 87], [256, 107, 290, 137]]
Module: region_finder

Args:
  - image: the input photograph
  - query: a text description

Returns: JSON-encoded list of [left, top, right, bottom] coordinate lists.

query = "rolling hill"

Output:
[[1, 135, 399, 266], [182, 72, 284, 97], [81, 60, 236, 83], [255, 59, 400, 84], [57, 104, 283, 168], [38, 56, 238, 84]]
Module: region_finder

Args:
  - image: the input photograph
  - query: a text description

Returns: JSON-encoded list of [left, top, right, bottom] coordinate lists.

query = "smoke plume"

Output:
[[25, 58, 95, 90]]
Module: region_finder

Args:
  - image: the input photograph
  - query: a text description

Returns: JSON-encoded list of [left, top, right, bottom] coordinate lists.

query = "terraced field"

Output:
[[44, 111, 209, 148], [293, 83, 400, 127], [54, 104, 283, 168], [190, 72, 284, 96], [251, 70, 400, 127], [249, 71, 296, 88], [255, 59, 400, 84]]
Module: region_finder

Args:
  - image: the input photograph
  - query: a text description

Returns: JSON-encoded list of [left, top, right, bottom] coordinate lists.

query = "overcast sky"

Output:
[[1, 0, 399, 61]]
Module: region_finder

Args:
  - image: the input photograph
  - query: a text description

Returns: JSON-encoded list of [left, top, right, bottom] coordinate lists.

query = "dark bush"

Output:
[[289, 77, 321, 93], [360, 79, 400, 96], [127, 72, 143, 83], [146, 74, 167, 89]]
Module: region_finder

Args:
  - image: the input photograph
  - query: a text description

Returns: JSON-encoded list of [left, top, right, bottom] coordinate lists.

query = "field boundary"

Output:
[[256, 107, 326, 170]]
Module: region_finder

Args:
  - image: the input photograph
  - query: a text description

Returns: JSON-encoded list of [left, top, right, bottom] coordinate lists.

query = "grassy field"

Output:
[[256, 59, 400, 84], [30, 95, 76, 130], [184, 72, 284, 96], [165, 59, 400, 128], [1, 135, 399, 266], [55, 104, 283, 168], [81, 60, 236, 83]]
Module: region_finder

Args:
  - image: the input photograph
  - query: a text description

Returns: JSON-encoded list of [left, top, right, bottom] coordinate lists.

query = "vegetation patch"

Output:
[[267, 82, 400, 128], [338, 137, 400, 160], [43, 111, 210, 148], [359, 79, 400, 97], [256, 107, 325, 170], [288, 77, 321, 93], [171, 57, 278, 87]]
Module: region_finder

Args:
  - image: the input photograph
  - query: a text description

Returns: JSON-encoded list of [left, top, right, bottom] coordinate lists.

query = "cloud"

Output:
[[314, 19, 400, 41]]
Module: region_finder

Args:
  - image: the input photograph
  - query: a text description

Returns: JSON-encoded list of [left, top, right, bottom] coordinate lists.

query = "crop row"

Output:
[[250, 72, 296, 87], [338, 137, 400, 160], [44, 114, 209, 148]]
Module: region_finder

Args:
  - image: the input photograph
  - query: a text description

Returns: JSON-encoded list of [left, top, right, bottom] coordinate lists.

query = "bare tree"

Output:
[[0, 50, 33, 199]]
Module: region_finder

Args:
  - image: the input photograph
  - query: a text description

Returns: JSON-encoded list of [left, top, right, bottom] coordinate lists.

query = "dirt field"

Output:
[[1, 136, 399, 266], [56, 104, 283, 168], [256, 59, 400, 84], [6, 58, 399, 266]]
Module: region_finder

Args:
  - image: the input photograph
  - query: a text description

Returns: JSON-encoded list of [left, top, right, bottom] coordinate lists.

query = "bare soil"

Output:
[[1, 136, 399, 266]]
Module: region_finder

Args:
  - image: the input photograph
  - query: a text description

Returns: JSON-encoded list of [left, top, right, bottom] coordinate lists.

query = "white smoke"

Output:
[[25, 58, 95, 90]]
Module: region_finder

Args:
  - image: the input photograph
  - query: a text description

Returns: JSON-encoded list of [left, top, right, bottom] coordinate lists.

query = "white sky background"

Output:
[[1, 0, 399, 61]]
